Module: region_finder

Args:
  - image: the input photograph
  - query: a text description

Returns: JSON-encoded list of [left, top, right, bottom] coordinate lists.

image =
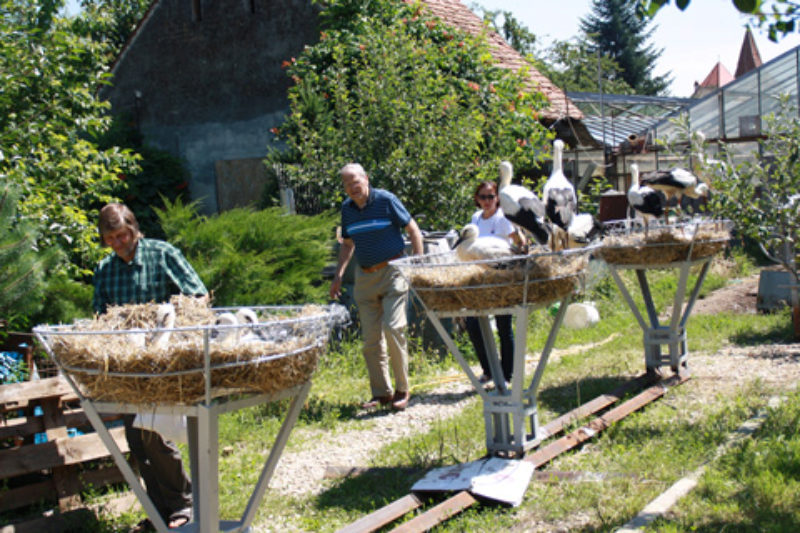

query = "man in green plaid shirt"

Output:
[[93, 203, 207, 531]]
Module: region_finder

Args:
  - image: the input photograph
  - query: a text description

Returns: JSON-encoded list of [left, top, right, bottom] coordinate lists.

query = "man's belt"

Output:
[[361, 253, 403, 274]]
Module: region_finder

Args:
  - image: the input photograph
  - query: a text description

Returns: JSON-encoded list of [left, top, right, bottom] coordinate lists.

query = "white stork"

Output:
[[497, 160, 551, 246], [639, 167, 709, 221], [627, 163, 665, 233], [452, 224, 517, 262], [543, 139, 577, 250], [235, 307, 266, 343], [567, 213, 604, 248], [212, 312, 241, 347]]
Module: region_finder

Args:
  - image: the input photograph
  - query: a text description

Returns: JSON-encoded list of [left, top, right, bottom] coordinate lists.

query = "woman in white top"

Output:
[[465, 181, 523, 384]]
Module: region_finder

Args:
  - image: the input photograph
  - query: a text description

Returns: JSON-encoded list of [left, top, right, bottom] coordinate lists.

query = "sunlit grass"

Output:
[[41, 253, 800, 532]]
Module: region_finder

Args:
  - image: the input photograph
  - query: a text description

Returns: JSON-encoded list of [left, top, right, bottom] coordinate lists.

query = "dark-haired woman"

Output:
[[465, 181, 522, 385]]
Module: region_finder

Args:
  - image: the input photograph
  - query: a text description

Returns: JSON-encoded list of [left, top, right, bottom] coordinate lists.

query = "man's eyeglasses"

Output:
[[478, 194, 496, 200]]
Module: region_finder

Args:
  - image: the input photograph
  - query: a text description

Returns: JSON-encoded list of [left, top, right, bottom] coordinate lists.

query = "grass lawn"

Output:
[[10, 253, 800, 532]]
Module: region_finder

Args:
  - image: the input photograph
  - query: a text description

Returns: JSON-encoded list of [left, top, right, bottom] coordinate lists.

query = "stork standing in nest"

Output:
[[640, 167, 709, 222], [543, 139, 577, 250], [627, 163, 664, 235], [498, 161, 551, 247]]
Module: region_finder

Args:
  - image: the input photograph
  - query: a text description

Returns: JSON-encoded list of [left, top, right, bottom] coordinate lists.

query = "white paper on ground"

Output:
[[411, 457, 535, 506]]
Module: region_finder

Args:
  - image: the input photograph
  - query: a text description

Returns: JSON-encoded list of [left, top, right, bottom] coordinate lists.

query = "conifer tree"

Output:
[[580, 0, 671, 95], [0, 183, 58, 327]]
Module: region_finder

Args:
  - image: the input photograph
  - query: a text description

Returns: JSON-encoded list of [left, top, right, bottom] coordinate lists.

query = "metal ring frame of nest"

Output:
[[391, 246, 597, 313], [34, 301, 350, 405], [596, 218, 733, 267]]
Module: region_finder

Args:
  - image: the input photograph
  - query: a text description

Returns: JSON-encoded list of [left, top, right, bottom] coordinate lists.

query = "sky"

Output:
[[472, 0, 800, 97]]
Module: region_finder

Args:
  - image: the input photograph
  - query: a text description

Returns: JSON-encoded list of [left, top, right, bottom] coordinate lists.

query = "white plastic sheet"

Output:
[[411, 457, 534, 506]]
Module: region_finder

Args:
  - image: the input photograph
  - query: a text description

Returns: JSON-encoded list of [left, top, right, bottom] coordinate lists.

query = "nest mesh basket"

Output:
[[595, 218, 732, 266], [391, 247, 593, 312], [34, 297, 349, 405]]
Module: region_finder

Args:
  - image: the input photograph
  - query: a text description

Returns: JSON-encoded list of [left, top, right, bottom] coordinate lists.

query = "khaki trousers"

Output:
[[354, 265, 409, 397]]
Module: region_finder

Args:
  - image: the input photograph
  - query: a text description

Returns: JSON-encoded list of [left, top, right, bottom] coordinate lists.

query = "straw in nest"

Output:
[[46, 296, 331, 404], [406, 253, 586, 312], [597, 224, 730, 266]]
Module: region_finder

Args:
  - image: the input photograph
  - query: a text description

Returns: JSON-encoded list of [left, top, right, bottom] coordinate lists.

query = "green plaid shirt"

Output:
[[92, 238, 207, 314]]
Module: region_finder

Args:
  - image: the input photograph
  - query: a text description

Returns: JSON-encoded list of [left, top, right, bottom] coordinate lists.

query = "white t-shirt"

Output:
[[470, 208, 515, 242]]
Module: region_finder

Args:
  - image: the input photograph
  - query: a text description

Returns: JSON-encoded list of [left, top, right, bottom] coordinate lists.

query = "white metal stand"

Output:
[[34, 304, 348, 532], [606, 256, 712, 374], [423, 300, 571, 457], [64, 370, 311, 533]]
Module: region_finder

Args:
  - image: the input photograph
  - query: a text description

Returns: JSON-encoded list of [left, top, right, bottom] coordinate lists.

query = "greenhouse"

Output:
[[563, 44, 800, 196]]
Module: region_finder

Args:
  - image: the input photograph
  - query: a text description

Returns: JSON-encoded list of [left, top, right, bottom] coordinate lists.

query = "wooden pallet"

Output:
[[0, 376, 128, 517]]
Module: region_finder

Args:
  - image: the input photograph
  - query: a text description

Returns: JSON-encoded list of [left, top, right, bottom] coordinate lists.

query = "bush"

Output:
[[267, 0, 552, 228], [30, 273, 94, 326], [156, 199, 337, 306]]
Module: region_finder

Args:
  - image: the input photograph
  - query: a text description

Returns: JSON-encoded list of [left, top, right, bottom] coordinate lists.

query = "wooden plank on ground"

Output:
[[526, 373, 687, 468], [0, 480, 56, 513], [0, 427, 128, 479], [389, 492, 477, 533], [336, 495, 423, 533]]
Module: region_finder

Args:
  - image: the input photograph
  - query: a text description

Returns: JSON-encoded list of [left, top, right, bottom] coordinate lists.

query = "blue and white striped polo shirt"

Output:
[[341, 187, 411, 269]]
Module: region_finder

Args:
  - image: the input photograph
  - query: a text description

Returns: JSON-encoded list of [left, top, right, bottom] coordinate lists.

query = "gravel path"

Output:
[[269, 374, 478, 496], [268, 333, 623, 497]]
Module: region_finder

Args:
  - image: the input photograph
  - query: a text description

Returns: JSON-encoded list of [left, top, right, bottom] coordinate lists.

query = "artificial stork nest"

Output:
[[596, 220, 731, 266], [393, 249, 589, 312], [39, 295, 342, 405]]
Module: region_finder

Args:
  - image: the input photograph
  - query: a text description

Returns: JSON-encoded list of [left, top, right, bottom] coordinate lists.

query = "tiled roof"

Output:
[[699, 62, 734, 88], [418, 0, 583, 121]]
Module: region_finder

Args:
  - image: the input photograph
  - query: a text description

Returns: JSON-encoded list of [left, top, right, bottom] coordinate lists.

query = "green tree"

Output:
[[697, 95, 800, 336], [0, 0, 140, 275], [267, 0, 552, 229], [0, 182, 59, 329], [581, 0, 671, 95], [478, 8, 538, 56], [635, 0, 799, 42], [535, 37, 635, 94], [71, 0, 152, 57]]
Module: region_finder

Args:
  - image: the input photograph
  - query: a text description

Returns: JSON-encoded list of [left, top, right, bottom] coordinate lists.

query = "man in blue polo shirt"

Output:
[[330, 163, 423, 411]]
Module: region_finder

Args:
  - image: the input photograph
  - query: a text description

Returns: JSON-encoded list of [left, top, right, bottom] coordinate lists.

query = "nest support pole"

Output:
[[70, 379, 312, 533], [424, 298, 570, 457], [607, 257, 712, 374]]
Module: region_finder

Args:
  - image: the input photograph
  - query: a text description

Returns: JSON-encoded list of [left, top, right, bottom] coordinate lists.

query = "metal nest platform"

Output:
[[391, 246, 595, 314], [33, 303, 349, 533], [598, 218, 732, 374], [34, 303, 349, 405], [393, 247, 597, 456]]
